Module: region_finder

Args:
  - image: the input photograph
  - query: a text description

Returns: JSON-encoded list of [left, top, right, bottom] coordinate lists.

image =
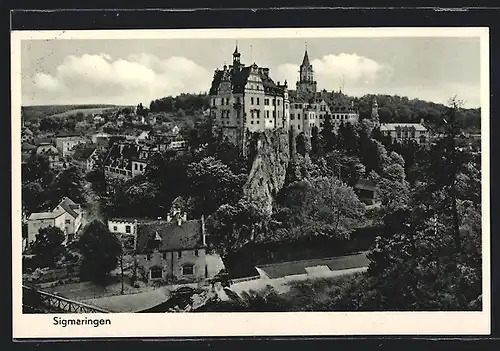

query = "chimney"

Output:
[[177, 217, 182, 226], [201, 215, 206, 246], [420, 118, 424, 125], [182, 212, 187, 222]]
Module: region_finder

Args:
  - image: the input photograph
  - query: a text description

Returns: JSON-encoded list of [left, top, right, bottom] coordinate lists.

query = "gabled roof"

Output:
[[55, 197, 80, 218], [136, 217, 204, 253], [28, 209, 66, 221], [355, 178, 377, 191]]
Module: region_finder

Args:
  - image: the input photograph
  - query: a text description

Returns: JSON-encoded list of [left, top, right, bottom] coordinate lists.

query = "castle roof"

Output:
[[209, 64, 284, 96]]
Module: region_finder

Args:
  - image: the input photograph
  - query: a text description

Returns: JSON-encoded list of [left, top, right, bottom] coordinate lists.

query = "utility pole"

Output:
[[120, 243, 124, 295]]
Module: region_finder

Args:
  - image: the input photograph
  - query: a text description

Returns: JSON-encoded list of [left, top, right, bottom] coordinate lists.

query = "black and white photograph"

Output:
[[12, 26, 490, 337]]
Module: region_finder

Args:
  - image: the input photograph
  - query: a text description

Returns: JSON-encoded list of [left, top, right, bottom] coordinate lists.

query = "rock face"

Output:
[[243, 128, 291, 215]]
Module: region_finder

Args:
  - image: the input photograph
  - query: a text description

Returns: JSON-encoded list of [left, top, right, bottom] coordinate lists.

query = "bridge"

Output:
[[22, 285, 110, 314]]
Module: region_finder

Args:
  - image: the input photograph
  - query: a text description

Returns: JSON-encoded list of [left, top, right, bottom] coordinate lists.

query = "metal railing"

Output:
[[22, 285, 110, 313]]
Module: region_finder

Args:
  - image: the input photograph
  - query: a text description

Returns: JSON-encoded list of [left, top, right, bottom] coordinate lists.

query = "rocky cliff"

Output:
[[243, 128, 291, 215]]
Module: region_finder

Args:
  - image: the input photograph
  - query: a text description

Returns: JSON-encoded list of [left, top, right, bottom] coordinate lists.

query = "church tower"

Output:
[[296, 47, 317, 95], [371, 97, 380, 127]]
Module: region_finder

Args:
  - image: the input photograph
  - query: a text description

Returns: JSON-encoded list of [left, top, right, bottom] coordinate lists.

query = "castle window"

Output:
[[277, 100, 281, 106], [134, 163, 138, 170], [177, 251, 182, 259], [290, 113, 295, 120], [251, 121, 254, 124], [194, 250, 199, 257], [256, 111, 260, 118], [265, 99, 269, 106], [266, 111, 269, 118], [126, 225, 131, 233], [113, 226, 117, 231], [257, 98, 260, 105], [251, 97, 254, 105], [256, 120, 260, 124], [297, 114, 301, 120], [298, 125, 301, 130]]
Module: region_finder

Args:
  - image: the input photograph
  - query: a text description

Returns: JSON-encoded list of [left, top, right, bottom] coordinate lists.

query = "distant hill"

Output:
[[352, 94, 481, 132], [21, 104, 132, 121]]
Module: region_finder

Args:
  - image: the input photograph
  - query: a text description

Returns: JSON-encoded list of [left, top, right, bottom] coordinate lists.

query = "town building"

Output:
[[135, 212, 207, 283], [26, 197, 83, 246], [287, 49, 359, 137], [209, 45, 289, 152], [370, 98, 430, 145], [54, 132, 87, 158], [36, 142, 62, 168], [103, 141, 159, 180]]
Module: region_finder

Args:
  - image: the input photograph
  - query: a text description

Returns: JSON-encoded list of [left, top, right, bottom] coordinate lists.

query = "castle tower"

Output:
[[297, 47, 317, 95], [371, 97, 380, 126], [232, 43, 241, 72]]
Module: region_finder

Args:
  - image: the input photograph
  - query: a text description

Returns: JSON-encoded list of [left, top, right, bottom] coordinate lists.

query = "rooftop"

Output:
[[355, 178, 377, 191], [256, 252, 370, 279], [380, 123, 427, 131], [28, 209, 66, 221], [136, 216, 204, 253], [55, 197, 80, 218]]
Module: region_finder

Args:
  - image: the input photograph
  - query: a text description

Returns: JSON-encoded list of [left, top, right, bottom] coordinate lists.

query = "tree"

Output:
[[22, 182, 51, 215], [51, 166, 86, 205], [22, 154, 52, 184], [186, 157, 246, 217], [295, 133, 307, 157], [320, 115, 337, 153], [79, 220, 122, 283], [205, 199, 269, 259], [310, 126, 323, 156], [31, 226, 66, 268]]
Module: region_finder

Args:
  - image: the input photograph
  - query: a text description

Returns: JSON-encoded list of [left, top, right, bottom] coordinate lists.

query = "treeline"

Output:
[[21, 105, 118, 121], [149, 93, 210, 114], [353, 94, 481, 131]]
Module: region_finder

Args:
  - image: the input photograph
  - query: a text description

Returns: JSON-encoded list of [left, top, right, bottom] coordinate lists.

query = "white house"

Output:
[[27, 197, 83, 246]]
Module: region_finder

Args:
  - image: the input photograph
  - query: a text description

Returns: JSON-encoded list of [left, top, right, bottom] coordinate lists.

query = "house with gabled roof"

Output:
[[26, 197, 83, 246], [133, 210, 208, 283]]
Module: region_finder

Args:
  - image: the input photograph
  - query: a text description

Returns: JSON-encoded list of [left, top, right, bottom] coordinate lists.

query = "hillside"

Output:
[[21, 105, 126, 121], [352, 94, 481, 132]]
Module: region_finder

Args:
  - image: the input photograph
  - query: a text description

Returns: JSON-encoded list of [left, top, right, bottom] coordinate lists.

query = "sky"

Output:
[[20, 37, 481, 108]]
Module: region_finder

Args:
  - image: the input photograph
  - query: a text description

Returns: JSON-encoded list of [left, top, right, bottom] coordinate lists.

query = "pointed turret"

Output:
[[301, 49, 310, 67]]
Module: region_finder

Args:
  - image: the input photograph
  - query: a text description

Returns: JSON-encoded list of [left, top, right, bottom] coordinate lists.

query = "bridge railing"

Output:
[[22, 285, 110, 313]]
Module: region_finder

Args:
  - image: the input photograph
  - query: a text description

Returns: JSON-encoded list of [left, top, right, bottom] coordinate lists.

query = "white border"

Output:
[[12, 27, 490, 338]]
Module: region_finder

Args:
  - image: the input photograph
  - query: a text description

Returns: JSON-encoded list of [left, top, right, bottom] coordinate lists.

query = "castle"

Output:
[[209, 45, 429, 150], [208, 45, 362, 151]]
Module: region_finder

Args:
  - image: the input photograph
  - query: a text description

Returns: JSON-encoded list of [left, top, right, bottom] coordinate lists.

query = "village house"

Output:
[[26, 197, 83, 246], [36, 142, 62, 168], [136, 212, 207, 283], [54, 132, 87, 158], [104, 141, 159, 180]]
